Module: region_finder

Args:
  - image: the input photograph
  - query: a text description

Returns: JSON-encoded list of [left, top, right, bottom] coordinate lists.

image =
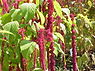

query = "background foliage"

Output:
[[0, 0, 95, 71]]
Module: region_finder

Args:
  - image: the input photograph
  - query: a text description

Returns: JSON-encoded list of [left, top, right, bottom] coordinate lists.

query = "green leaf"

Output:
[[37, 10, 45, 25], [20, 3, 37, 22], [53, 0, 63, 18], [54, 42, 59, 56], [62, 8, 70, 16], [20, 40, 32, 51], [54, 42, 64, 55], [11, 9, 22, 22], [82, 52, 89, 62], [62, 8, 72, 31], [88, 1, 92, 7], [54, 32, 64, 43], [78, 52, 89, 70], [60, 23, 66, 35], [53, 34, 58, 42], [3, 54, 9, 71], [20, 40, 37, 59], [3, 21, 19, 34], [3, 21, 19, 42], [77, 14, 92, 28], [1, 13, 11, 24], [39, 0, 44, 5], [36, 0, 39, 6], [0, 30, 14, 36], [0, 8, 2, 17], [33, 68, 43, 71]]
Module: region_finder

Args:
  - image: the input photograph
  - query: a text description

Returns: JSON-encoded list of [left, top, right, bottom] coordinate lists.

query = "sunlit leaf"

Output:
[[20, 3, 37, 22], [53, 0, 63, 18]]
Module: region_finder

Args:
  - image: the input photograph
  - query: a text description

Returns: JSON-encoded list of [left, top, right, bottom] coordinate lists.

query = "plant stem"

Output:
[[1, 37, 6, 70], [0, 64, 2, 71], [34, 48, 37, 68]]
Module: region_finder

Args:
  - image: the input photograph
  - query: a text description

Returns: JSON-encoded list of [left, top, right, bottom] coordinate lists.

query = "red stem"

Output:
[[1, 38, 6, 70], [34, 48, 37, 68], [0, 64, 2, 71]]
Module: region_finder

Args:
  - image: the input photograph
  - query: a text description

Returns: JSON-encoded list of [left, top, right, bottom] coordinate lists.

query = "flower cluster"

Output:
[[21, 58, 27, 71], [46, 16, 54, 32], [72, 24, 77, 71], [37, 29, 46, 71], [46, 0, 54, 32], [2, 0, 9, 13], [48, 0, 54, 16], [70, 14, 76, 21], [49, 42, 55, 71], [45, 29, 53, 42], [18, 28, 26, 40], [47, 0, 55, 71], [55, 16, 63, 26], [13, 2, 19, 9], [16, 64, 21, 71], [42, 0, 47, 13]]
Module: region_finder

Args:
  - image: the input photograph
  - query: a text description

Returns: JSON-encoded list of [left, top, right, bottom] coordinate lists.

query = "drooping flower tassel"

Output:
[[42, 0, 47, 13], [37, 29, 46, 71], [72, 24, 77, 71], [46, 0, 54, 32], [49, 42, 55, 71], [2, 0, 9, 13], [47, 0, 55, 71]]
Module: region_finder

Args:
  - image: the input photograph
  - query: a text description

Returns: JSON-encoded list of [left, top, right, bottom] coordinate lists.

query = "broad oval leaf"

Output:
[[11, 9, 22, 22], [20, 40, 38, 59], [3, 21, 19, 34], [1, 13, 11, 24], [20, 3, 37, 22]]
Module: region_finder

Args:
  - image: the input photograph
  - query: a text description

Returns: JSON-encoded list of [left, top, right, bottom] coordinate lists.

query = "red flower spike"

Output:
[[2, 37, 6, 40], [2, 0, 9, 13], [72, 29, 76, 34], [46, 0, 54, 32], [55, 16, 63, 26], [21, 57, 27, 71], [42, 0, 47, 13], [37, 29, 46, 71], [13, 2, 18, 9], [70, 13, 76, 21], [72, 35, 76, 39], [72, 24, 75, 27], [48, 0, 54, 16], [45, 29, 53, 42], [47, 0, 55, 71], [18, 28, 26, 40], [72, 24, 77, 71]]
